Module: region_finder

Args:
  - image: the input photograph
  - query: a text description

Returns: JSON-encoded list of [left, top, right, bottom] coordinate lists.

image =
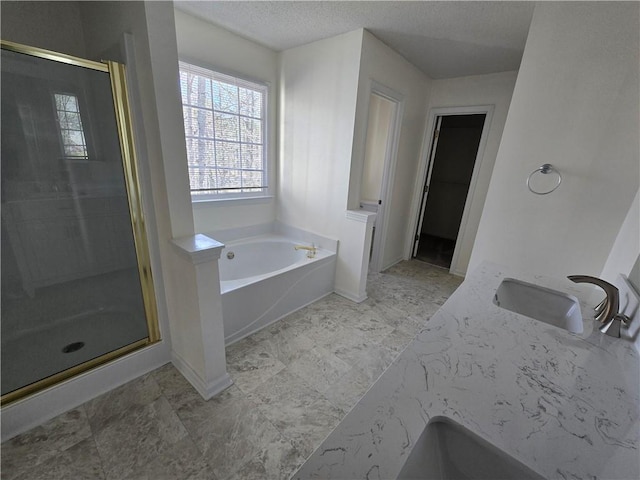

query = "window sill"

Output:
[[191, 195, 274, 207]]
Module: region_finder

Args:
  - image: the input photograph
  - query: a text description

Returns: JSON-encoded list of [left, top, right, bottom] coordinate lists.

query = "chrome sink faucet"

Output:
[[567, 275, 629, 337]]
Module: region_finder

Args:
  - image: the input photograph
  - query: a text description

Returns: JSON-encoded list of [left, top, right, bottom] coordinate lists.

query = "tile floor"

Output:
[[1, 261, 462, 480]]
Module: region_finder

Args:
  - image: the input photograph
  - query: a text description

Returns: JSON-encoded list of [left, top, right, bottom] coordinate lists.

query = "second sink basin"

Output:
[[397, 417, 544, 480], [493, 278, 583, 333]]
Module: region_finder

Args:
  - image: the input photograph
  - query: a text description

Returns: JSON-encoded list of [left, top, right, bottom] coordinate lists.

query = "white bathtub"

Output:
[[219, 234, 336, 344]]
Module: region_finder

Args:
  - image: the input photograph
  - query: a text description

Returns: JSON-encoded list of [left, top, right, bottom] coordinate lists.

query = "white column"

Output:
[[170, 234, 232, 399], [334, 210, 377, 302]]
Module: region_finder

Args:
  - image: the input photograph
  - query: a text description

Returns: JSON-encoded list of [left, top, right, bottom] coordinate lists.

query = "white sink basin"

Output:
[[397, 417, 544, 480], [493, 278, 583, 333]]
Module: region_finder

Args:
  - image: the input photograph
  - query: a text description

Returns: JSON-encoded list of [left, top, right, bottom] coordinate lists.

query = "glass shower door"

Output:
[[1, 41, 160, 404]]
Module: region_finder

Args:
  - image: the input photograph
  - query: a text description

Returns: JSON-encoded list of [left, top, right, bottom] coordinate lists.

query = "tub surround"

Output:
[[169, 225, 338, 395], [294, 262, 640, 479], [219, 235, 335, 294], [218, 230, 338, 345], [275, 221, 340, 254], [203, 222, 274, 244], [203, 220, 339, 253], [171, 233, 224, 263]]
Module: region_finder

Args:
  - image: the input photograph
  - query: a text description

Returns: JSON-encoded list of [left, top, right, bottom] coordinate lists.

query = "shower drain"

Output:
[[62, 342, 85, 353]]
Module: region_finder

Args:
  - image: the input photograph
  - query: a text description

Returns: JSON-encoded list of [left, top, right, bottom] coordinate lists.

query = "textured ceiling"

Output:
[[174, 1, 536, 79]]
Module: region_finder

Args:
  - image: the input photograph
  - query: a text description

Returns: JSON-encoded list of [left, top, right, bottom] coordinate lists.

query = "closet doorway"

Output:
[[412, 112, 487, 270]]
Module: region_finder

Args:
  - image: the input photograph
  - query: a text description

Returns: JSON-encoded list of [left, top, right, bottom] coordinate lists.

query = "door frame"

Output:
[[405, 105, 494, 275], [366, 81, 404, 274]]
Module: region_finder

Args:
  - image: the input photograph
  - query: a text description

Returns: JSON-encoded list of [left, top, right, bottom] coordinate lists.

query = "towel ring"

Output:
[[527, 164, 562, 195]]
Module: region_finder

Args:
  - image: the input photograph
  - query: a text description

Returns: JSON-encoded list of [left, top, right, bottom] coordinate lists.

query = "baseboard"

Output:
[[334, 287, 368, 303], [450, 268, 466, 278], [171, 350, 233, 400], [381, 256, 404, 272], [2, 341, 170, 442]]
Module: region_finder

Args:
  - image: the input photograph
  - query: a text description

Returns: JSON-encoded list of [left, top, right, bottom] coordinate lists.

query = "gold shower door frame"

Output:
[[0, 40, 161, 406]]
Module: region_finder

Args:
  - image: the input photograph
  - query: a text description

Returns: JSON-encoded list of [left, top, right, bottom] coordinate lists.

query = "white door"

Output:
[[361, 86, 403, 273], [412, 116, 442, 257]]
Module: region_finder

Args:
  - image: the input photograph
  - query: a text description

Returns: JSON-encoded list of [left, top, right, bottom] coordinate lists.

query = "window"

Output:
[[179, 61, 268, 199], [54, 93, 89, 159]]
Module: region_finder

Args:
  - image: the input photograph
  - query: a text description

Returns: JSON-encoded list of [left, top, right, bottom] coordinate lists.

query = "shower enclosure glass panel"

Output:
[[1, 42, 159, 403]]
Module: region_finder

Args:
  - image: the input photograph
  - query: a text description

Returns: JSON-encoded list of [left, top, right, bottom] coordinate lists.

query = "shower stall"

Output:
[[1, 41, 160, 405]]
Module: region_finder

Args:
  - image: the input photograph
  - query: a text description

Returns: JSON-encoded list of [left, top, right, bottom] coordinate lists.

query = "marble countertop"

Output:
[[293, 262, 639, 479]]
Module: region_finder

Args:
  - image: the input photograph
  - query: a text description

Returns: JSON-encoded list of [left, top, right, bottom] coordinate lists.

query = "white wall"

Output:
[[140, 3, 195, 238], [470, 3, 639, 278], [1, 1, 87, 58], [173, 9, 278, 233], [361, 94, 393, 203], [629, 256, 640, 294], [278, 29, 364, 298], [417, 71, 518, 275], [600, 190, 639, 283], [351, 30, 432, 270]]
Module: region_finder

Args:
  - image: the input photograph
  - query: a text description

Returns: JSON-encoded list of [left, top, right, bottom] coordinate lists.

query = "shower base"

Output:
[[1, 269, 148, 397], [1, 308, 148, 396]]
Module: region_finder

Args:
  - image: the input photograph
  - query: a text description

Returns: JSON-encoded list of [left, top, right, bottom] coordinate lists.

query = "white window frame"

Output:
[[178, 61, 270, 202]]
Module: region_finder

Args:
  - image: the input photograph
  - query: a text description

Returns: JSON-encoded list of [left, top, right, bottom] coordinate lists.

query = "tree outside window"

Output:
[[178, 62, 268, 198]]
